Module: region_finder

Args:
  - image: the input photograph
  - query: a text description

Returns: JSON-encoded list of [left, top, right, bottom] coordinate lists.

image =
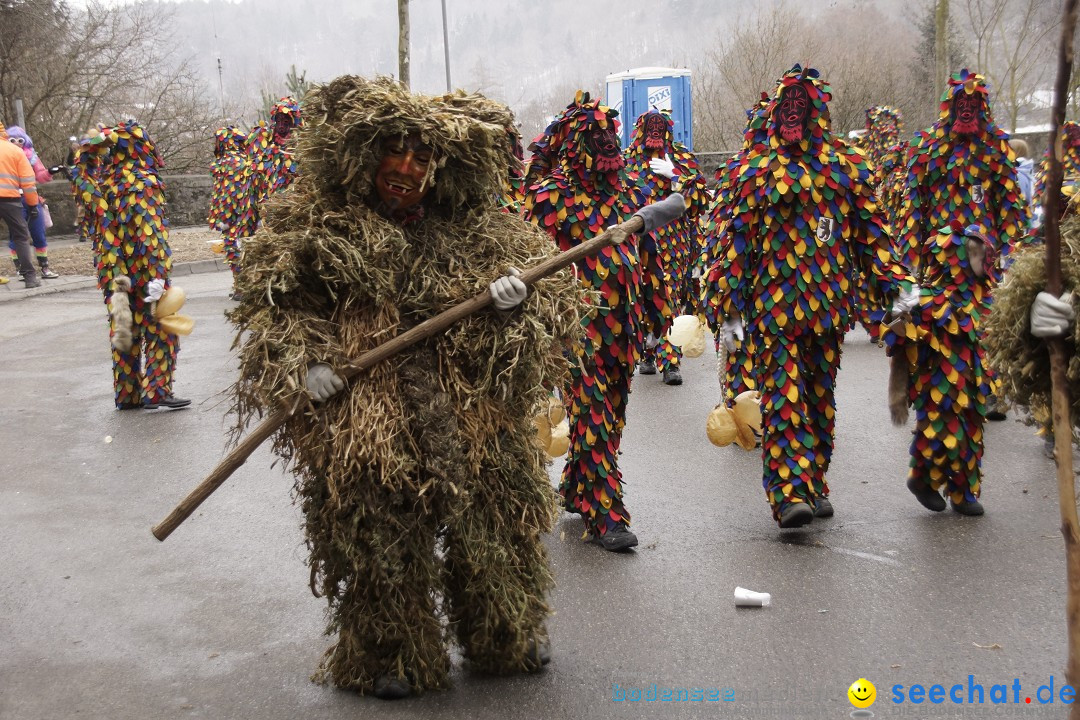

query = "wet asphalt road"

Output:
[[0, 270, 1071, 720]]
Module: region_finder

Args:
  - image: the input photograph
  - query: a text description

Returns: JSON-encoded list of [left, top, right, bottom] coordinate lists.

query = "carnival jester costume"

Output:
[[625, 109, 708, 386], [208, 125, 256, 281], [898, 70, 1028, 278], [90, 122, 188, 410], [249, 96, 301, 209], [707, 65, 914, 527], [523, 91, 665, 550], [884, 224, 995, 515], [1034, 120, 1080, 219], [229, 76, 582, 698]]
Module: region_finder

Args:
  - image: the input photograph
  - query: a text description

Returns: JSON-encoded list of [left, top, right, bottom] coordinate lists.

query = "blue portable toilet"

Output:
[[605, 67, 693, 151]]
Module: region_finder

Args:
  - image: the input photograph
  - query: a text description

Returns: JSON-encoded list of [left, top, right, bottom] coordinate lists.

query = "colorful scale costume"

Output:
[[701, 93, 771, 406], [523, 92, 664, 540], [73, 137, 106, 246], [249, 96, 301, 210], [898, 70, 1028, 278], [884, 226, 995, 506], [853, 106, 906, 342], [229, 77, 582, 694], [707, 65, 913, 521], [89, 123, 178, 408], [624, 109, 708, 376], [208, 126, 255, 277], [1034, 121, 1080, 212]]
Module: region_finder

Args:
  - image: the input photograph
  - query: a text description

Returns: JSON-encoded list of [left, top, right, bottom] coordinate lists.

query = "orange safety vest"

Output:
[[0, 140, 39, 206]]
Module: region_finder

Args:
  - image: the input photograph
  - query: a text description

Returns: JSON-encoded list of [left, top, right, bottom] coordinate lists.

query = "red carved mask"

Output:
[[778, 84, 810, 144], [374, 134, 434, 213], [586, 125, 624, 173], [952, 92, 983, 135], [644, 113, 666, 152]]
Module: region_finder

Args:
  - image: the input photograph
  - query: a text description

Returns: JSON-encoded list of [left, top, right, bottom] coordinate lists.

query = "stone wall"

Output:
[[38, 174, 213, 238]]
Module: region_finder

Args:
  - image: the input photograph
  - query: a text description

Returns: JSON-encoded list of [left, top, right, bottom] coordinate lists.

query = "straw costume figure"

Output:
[[522, 91, 667, 551], [898, 70, 1028, 278], [208, 125, 256, 285], [706, 64, 915, 527], [884, 224, 996, 515], [229, 76, 583, 699], [90, 122, 189, 410], [625, 109, 708, 386]]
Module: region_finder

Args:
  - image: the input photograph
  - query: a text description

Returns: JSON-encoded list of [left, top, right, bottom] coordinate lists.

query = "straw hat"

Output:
[[667, 314, 706, 358], [154, 286, 186, 318], [546, 395, 566, 426], [534, 411, 553, 449], [732, 390, 762, 450], [158, 313, 194, 336], [547, 419, 570, 457]]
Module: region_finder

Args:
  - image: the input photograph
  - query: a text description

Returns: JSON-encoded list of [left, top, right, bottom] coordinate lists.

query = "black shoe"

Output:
[[638, 359, 657, 375], [144, 394, 192, 410], [372, 675, 411, 700], [951, 497, 985, 516], [662, 367, 683, 386], [778, 503, 814, 528], [906, 477, 946, 512], [523, 638, 552, 672], [23, 276, 41, 289], [986, 409, 1007, 421], [814, 497, 834, 518], [592, 525, 638, 551]]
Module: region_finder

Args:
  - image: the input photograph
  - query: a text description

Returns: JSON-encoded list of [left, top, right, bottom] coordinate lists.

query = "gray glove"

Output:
[[306, 363, 345, 402], [721, 317, 744, 353], [634, 193, 686, 234], [489, 267, 527, 311], [1031, 291, 1075, 338]]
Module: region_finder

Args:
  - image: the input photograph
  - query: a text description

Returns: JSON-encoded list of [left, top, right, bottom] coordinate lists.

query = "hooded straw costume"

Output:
[[89, 122, 185, 409], [898, 70, 1028, 278], [884, 225, 996, 514], [228, 76, 581, 696], [625, 109, 708, 385], [706, 65, 914, 526], [208, 125, 256, 281], [522, 91, 662, 550]]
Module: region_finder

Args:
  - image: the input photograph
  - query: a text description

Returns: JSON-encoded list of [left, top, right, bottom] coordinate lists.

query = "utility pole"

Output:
[[934, 0, 949, 97], [398, 0, 410, 89], [441, 0, 451, 92]]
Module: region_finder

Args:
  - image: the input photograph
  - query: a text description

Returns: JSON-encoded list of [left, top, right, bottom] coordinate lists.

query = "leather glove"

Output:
[[721, 317, 744, 353], [27, 205, 39, 220], [891, 284, 921, 316], [306, 363, 345, 402], [489, 267, 527, 311], [1031, 291, 1075, 339], [649, 155, 676, 179]]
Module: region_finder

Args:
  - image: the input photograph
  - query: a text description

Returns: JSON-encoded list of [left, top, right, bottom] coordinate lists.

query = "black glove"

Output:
[[27, 205, 39, 220]]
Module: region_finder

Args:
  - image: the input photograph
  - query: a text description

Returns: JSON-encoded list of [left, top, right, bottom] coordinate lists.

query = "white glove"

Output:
[[645, 333, 660, 350], [649, 155, 676, 179], [1031, 291, 1075, 339], [306, 363, 345, 402], [891, 284, 921, 316], [721, 317, 744, 353], [143, 278, 166, 303], [489, 267, 527, 311]]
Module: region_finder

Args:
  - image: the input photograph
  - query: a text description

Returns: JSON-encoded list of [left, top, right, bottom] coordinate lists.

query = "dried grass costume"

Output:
[[229, 76, 581, 694], [625, 109, 708, 377], [523, 92, 663, 542], [707, 65, 913, 523]]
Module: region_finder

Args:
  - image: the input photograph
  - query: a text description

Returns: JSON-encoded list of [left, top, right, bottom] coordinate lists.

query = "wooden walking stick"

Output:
[[152, 196, 684, 541], [1042, 1, 1080, 714]]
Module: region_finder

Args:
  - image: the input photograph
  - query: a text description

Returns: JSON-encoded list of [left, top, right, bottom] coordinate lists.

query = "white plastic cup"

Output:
[[734, 586, 771, 607]]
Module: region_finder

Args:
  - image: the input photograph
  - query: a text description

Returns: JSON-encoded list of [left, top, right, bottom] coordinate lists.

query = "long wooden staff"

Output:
[[1043, 1, 1080, 714], [152, 211, 654, 541]]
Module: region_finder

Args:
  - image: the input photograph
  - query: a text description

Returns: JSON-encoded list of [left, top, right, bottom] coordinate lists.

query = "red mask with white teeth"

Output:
[[374, 134, 434, 213]]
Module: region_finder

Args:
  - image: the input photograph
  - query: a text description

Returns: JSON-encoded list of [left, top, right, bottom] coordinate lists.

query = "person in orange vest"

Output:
[[0, 123, 41, 288]]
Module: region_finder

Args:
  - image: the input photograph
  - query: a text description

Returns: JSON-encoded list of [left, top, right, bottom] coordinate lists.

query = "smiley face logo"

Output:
[[848, 678, 876, 709]]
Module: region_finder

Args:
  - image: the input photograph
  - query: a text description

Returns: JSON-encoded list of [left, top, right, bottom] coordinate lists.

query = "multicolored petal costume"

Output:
[[898, 70, 1029, 278], [250, 96, 301, 210], [884, 225, 995, 505], [523, 91, 660, 540], [1033, 120, 1080, 221], [706, 65, 913, 522], [89, 122, 178, 408], [624, 109, 708, 376]]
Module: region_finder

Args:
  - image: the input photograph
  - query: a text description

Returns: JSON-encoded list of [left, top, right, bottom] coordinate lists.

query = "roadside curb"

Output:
[[0, 258, 229, 304]]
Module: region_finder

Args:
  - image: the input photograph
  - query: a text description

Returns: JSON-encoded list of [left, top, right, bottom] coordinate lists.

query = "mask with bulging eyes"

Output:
[[644, 113, 667, 152], [273, 114, 295, 145], [952, 92, 983, 135], [586, 125, 624, 173], [374, 133, 434, 212], [778, 84, 810, 144]]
